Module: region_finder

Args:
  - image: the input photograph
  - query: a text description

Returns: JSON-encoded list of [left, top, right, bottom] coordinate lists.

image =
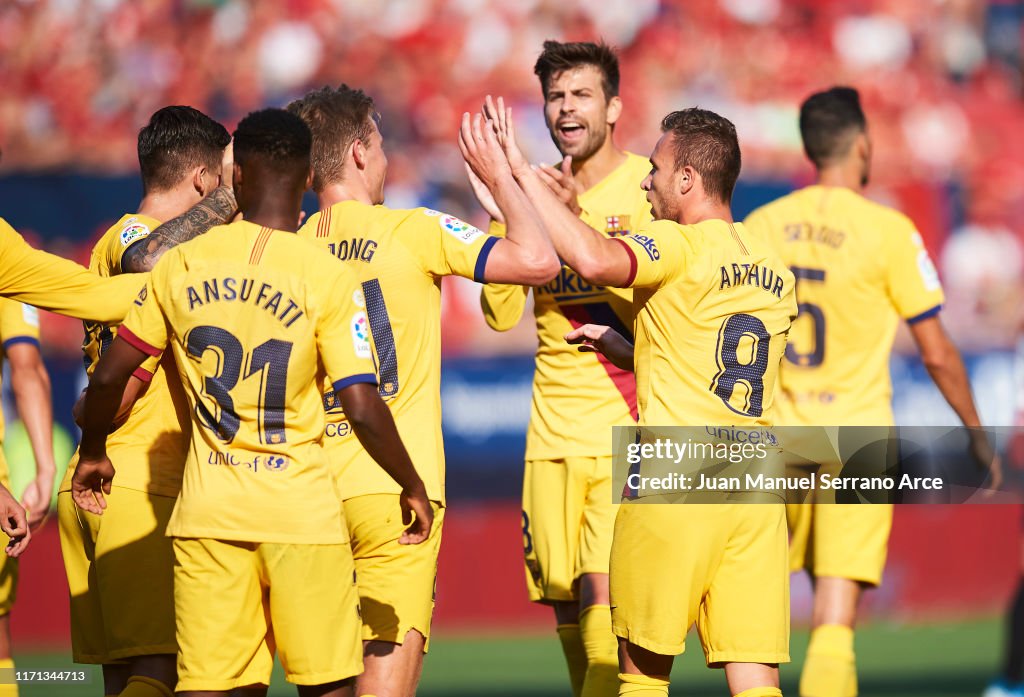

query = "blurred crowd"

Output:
[[2, 0, 1024, 352]]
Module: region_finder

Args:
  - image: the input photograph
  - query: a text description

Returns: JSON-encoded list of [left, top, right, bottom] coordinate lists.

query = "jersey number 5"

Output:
[[186, 326, 292, 445], [786, 267, 826, 367]]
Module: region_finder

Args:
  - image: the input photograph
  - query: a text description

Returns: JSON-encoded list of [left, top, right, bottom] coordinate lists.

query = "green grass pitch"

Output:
[[14, 617, 1002, 696]]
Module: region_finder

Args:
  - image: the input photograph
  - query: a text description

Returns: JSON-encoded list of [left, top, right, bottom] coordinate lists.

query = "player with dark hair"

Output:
[[744, 86, 999, 697], [289, 84, 557, 697], [72, 107, 432, 697], [58, 104, 235, 697], [481, 99, 796, 696], [471, 41, 651, 697]]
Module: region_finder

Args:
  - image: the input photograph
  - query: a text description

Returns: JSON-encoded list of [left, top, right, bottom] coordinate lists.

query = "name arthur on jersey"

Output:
[[719, 262, 786, 298]]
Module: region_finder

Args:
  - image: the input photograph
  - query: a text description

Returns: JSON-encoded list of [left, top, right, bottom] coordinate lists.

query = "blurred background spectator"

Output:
[[2, 0, 1024, 359]]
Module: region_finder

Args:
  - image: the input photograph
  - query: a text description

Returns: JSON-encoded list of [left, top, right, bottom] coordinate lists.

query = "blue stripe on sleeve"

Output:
[[332, 373, 379, 393], [473, 236, 500, 283], [906, 304, 942, 325], [2, 336, 39, 352]]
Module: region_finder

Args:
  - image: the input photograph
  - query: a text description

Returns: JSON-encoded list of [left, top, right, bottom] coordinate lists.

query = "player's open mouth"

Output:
[[558, 122, 585, 141]]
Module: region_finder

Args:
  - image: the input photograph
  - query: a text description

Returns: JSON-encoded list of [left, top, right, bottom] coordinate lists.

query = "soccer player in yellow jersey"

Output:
[[287, 84, 557, 697], [743, 86, 999, 697], [58, 106, 236, 697], [72, 108, 432, 697], [0, 298, 57, 697], [468, 42, 651, 697], [482, 99, 797, 697]]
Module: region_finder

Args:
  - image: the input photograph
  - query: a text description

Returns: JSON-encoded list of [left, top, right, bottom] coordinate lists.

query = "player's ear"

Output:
[[606, 95, 623, 126], [352, 139, 367, 170], [856, 131, 871, 162], [192, 166, 208, 195], [305, 167, 314, 190], [678, 165, 695, 197], [232, 162, 244, 193]]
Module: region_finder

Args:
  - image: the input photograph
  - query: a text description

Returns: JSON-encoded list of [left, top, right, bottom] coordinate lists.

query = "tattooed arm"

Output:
[[121, 185, 237, 273]]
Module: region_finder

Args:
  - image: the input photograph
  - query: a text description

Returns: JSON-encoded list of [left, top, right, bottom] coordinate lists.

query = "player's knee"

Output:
[[578, 573, 610, 609]]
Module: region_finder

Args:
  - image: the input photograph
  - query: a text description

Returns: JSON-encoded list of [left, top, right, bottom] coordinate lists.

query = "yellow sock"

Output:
[[618, 672, 669, 696], [735, 688, 783, 697], [579, 604, 619, 697], [119, 675, 173, 697], [0, 658, 16, 697], [557, 623, 587, 697], [800, 624, 856, 697]]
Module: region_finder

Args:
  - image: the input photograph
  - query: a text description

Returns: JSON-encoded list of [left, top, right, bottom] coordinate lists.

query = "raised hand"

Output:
[[535, 155, 582, 215], [482, 95, 531, 176], [459, 112, 512, 193], [465, 162, 505, 224]]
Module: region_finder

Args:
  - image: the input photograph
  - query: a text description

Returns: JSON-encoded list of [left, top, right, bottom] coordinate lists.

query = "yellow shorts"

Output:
[[787, 503, 893, 586], [173, 538, 361, 692], [522, 456, 616, 603], [57, 487, 176, 664], [610, 503, 790, 664], [345, 494, 444, 650]]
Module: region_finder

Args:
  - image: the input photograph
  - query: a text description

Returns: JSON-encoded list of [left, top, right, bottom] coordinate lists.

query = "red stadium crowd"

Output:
[[2, 0, 1024, 350]]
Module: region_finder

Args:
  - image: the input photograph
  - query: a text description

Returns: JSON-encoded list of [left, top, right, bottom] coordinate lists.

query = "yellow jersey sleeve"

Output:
[[617, 220, 689, 288], [0, 218, 148, 323], [0, 299, 40, 351], [479, 220, 528, 331], [885, 218, 945, 322], [118, 259, 172, 359], [409, 209, 499, 281], [315, 268, 379, 392], [104, 216, 156, 273]]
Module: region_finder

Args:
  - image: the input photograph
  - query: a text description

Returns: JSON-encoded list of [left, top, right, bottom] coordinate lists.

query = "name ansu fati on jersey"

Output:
[[184, 277, 304, 327], [719, 262, 787, 298]]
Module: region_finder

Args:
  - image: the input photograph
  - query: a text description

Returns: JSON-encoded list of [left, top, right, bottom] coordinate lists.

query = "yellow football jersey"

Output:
[[0, 217, 146, 323], [119, 220, 377, 544], [616, 219, 796, 427], [298, 201, 499, 503], [0, 298, 41, 480], [66, 213, 190, 497], [744, 185, 945, 426], [481, 152, 652, 459]]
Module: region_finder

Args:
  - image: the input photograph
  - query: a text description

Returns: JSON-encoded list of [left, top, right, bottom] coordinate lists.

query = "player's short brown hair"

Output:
[[137, 106, 230, 194], [660, 108, 741, 204], [286, 85, 376, 192], [799, 86, 866, 168], [534, 40, 620, 101]]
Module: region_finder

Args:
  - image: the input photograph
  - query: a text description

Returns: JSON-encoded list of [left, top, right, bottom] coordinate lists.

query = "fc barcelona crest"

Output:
[[605, 214, 631, 237]]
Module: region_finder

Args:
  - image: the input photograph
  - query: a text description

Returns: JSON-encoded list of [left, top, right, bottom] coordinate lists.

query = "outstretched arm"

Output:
[[6, 342, 56, 529], [482, 97, 633, 287], [338, 383, 433, 544], [459, 111, 560, 286], [0, 222, 146, 323], [909, 315, 1002, 489], [122, 186, 237, 273]]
